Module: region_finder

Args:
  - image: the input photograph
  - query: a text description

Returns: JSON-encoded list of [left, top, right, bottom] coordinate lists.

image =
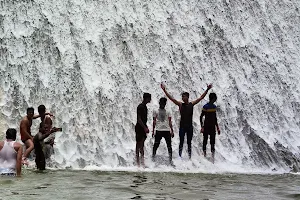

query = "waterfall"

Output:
[[1, 0, 300, 173]]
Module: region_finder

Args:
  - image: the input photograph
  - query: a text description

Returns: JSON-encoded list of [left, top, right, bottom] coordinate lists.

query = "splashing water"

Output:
[[1, 0, 300, 173]]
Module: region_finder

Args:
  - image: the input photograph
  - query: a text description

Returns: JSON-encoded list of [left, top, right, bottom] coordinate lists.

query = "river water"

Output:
[[1, 170, 299, 200]]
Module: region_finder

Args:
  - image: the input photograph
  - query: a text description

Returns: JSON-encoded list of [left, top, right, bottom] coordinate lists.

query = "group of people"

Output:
[[0, 105, 61, 176], [0, 83, 220, 176], [135, 83, 220, 167]]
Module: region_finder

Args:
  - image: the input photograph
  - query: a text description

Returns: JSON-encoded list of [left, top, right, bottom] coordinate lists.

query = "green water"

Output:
[[0, 170, 299, 200]]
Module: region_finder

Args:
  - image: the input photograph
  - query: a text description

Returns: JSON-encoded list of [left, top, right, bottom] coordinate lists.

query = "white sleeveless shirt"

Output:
[[153, 109, 171, 131], [0, 140, 17, 174]]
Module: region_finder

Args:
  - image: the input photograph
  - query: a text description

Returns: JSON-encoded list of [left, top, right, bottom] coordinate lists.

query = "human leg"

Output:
[[186, 127, 193, 159]]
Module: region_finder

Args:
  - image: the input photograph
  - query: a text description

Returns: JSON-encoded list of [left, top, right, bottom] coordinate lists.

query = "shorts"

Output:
[[203, 126, 216, 134], [21, 136, 32, 144], [135, 125, 147, 142]]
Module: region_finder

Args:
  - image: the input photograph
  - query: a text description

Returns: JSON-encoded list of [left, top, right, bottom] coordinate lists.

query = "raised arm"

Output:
[[161, 83, 181, 106], [191, 84, 212, 105]]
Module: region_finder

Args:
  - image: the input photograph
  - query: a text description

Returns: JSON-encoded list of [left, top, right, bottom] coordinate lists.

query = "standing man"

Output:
[[38, 105, 54, 159], [200, 93, 220, 163], [161, 83, 212, 159], [152, 97, 174, 165], [34, 123, 59, 170], [135, 93, 151, 168], [0, 128, 22, 176]]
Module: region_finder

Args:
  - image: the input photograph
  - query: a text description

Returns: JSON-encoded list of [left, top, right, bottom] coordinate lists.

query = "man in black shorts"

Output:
[[135, 93, 151, 167], [200, 93, 220, 163], [161, 83, 212, 159], [152, 97, 174, 165]]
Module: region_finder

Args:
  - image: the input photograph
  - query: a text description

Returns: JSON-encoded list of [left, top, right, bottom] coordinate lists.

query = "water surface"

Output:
[[0, 170, 299, 200]]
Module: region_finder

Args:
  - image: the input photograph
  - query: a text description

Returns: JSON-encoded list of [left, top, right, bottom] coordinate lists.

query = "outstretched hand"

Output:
[[207, 84, 213, 90]]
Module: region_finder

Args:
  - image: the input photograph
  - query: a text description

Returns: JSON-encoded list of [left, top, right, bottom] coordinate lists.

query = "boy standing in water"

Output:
[[161, 83, 212, 159], [200, 93, 220, 163], [135, 93, 151, 168], [152, 97, 174, 165]]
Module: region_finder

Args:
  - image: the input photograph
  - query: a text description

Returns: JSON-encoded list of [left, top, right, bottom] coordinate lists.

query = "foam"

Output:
[[1, 0, 300, 173]]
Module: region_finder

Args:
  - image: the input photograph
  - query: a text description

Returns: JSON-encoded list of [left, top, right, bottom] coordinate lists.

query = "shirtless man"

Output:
[[20, 107, 52, 164], [20, 107, 35, 163]]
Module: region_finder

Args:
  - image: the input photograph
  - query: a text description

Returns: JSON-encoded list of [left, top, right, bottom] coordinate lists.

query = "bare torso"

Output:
[[20, 116, 32, 141]]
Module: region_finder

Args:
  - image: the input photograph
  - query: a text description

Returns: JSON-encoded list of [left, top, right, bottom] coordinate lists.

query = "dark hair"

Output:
[[143, 93, 151, 100], [27, 107, 34, 113], [159, 97, 167, 104], [209, 93, 217, 101], [182, 92, 189, 98], [38, 105, 46, 113], [6, 128, 17, 140]]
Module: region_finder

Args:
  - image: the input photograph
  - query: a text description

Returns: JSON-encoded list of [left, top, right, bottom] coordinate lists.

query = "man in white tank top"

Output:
[[152, 97, 174, 165], [0, 128, 22, 176]]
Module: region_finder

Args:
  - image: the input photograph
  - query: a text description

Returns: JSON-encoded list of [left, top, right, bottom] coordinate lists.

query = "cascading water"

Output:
[[0, 0, 300, 173]]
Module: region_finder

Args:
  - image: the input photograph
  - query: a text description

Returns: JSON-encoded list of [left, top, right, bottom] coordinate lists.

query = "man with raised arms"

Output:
[[161, 83, 212, 159], [135, 93, 151, 168]]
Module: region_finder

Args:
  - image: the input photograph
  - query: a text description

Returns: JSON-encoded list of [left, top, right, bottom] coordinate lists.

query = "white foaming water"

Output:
[[0, 0, 300, 174]]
